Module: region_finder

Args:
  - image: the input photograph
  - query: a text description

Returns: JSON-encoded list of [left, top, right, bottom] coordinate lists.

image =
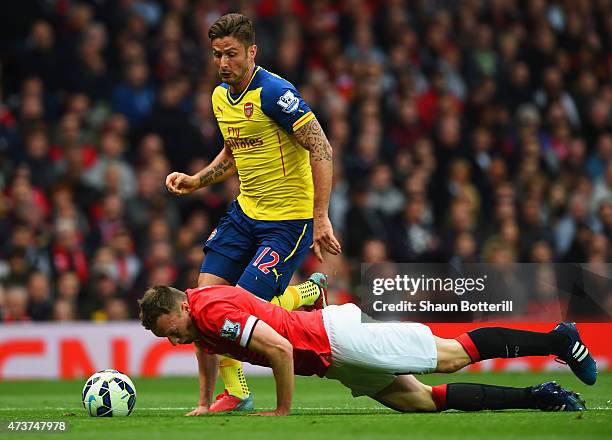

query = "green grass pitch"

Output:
[[1, 372, 611, 439]]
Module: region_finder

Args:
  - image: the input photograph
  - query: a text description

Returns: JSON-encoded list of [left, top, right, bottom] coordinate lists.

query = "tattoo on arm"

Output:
[[199, 144, 236, 187], [293, 119, 333, 162], [198, 159, 234, 187]]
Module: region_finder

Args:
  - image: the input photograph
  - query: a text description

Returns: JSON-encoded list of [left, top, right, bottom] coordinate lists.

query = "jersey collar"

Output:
[[226, 65, 261, 105]]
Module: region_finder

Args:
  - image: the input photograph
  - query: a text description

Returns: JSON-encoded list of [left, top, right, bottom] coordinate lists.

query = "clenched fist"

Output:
[[165, 172, 200, 195]]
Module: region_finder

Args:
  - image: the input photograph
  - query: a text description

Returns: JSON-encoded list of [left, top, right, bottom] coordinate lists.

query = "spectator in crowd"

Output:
[[52, 298, 77, 321], [55, 270, 82, 317], [111, 61, 156, 128], [83, 130, 137, 199], [0, 0, 611, 321], [26, 271, 53, 320], [0, 284, 5, 319], [3, 285, 31, 322]]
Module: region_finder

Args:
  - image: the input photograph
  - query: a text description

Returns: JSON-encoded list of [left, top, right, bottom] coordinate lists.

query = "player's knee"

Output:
[[435, 337, 471, 373], [436, 357, 468, 373], [377, 380, 437, 413]]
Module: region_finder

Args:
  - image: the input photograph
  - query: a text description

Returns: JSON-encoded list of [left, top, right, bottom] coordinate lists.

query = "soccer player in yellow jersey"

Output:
[[165, 13, 341, 415]]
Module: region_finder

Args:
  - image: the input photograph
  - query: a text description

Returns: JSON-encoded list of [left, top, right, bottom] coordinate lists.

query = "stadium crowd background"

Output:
[[0, 0, 611, 323]]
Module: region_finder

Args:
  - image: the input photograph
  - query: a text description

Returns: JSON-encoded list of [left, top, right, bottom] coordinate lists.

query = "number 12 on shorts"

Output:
[[253, 247, 279, 274]]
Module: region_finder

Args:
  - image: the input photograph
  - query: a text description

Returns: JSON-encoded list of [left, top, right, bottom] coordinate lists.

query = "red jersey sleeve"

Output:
[[188, 287, 259, 348], [212, 303, 259, 348]]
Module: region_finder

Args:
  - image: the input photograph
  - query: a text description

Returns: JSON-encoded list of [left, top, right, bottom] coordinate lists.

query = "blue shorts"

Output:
[[201, 200, 313, 301]]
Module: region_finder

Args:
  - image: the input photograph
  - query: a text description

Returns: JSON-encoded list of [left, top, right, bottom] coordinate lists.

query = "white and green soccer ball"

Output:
[[82, 369, 137, 417]]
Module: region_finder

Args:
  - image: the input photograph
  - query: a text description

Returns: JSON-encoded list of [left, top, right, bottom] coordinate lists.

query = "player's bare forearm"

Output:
[[248, 321, 294, 415], [293, 118, 341, 260], [310, 159, 333, 219], [196, 143, 237, 188], [293, 118, 333, 218], [195, 342, 218, 406], [267, 342, 294, 415]]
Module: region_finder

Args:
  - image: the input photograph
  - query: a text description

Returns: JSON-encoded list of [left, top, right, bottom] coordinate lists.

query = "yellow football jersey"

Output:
[[211, 66, 315, 220]]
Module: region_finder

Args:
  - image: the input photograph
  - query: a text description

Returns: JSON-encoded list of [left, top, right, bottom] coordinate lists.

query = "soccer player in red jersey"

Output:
[[138, 285, 594, 415]]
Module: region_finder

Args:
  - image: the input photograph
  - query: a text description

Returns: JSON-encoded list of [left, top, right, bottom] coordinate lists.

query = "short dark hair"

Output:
[[208, 13, 255, 46], [138, 285, 186, 331]]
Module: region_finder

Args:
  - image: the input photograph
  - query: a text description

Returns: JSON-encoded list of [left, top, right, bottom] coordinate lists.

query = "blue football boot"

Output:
[[531, 381, 586, 411], [551, 322, 597, 385]]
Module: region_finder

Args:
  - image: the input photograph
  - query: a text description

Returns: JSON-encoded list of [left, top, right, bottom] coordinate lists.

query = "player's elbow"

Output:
[[276, 339, 294, 357], [268, 339, 293, 361]]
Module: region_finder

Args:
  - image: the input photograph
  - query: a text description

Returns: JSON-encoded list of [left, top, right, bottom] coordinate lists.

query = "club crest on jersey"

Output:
[[220, 319, 241, 341], [244, 102, 254, 118], [277, 90, 299, 114]]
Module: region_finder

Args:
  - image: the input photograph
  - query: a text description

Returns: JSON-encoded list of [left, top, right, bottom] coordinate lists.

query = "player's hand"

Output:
[[312, 216, 341, 263], [165, 172, 200, 195], [185, 405, 210, 416]]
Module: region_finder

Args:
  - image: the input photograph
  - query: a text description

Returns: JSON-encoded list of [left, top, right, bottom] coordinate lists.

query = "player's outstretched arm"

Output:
[[185, 342, 219, 416], [247, 320, 294, 416], [165, 142, 236, 195], [293, 118, 342, 262]]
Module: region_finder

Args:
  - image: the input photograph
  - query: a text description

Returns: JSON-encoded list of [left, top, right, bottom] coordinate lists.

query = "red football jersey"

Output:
[[187, 286, 332, 377]]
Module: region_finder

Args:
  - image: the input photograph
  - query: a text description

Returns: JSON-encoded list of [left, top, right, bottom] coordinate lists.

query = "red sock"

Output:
[[455, 332, 481, 362], [431, 384, 448, 411]]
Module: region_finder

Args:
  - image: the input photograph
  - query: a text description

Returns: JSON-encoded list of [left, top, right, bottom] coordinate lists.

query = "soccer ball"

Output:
[[82, 369, 137, 417]]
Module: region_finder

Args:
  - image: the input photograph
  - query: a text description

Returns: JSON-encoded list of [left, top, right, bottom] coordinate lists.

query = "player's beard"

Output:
[[186, 320, 199, 344], [223, 65, 250, 89]]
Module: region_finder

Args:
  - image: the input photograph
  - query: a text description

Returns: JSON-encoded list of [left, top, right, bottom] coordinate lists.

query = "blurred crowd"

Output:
[[1, 0, 611, 322]]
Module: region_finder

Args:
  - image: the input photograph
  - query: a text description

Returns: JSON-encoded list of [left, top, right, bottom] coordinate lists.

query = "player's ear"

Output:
[[249, 44, 257, 59], [180, 301, 190, 313]]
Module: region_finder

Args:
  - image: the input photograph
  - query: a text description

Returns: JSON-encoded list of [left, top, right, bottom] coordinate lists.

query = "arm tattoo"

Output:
[[199, 147, 236, 187], [293, 119, 333, 162], [198, 159, 234, 187]]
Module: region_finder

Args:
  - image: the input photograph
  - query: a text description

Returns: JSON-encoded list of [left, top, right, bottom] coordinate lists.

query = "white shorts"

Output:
[[322, 304, 437, 397]]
